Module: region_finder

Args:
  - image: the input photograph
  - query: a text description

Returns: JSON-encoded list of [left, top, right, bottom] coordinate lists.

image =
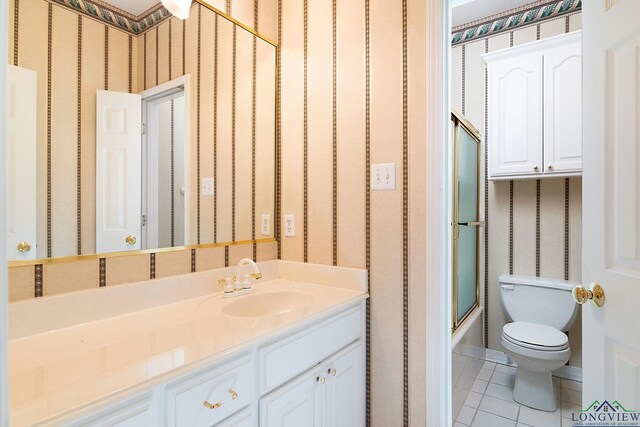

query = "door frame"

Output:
[[140, 75, 191, 248], [426, 0, 453, 426], [0, 0, 10, 423]]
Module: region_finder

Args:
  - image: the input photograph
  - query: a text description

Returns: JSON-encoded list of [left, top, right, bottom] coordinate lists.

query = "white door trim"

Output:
[[140, 75, 191, 246], [426, 0, 453, 426], [0, 0, 10, 423]]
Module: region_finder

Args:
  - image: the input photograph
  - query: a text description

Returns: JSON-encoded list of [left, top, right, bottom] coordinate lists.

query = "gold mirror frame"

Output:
[[8, 0, 279, 268]]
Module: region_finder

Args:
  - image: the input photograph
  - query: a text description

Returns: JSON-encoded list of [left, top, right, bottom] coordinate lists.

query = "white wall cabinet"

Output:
[[46, 302, 365, 427], [484, 31, 582, 180], [260, 343, 364, 427]]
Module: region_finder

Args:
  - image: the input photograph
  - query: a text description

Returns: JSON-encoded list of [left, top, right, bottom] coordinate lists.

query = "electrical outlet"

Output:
[[201, 178, 214, 196], [284, 215, 295, 237], [261, 214, 271, 236], [371, 163, 396, 190]]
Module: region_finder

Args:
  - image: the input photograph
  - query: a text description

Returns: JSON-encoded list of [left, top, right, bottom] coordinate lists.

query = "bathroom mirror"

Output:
[[6, 0, 276, 263]]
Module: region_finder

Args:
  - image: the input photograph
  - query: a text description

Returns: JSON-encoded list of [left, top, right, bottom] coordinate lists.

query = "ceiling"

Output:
[[102, 0, 160, 16], [452, 0, 538, 27]]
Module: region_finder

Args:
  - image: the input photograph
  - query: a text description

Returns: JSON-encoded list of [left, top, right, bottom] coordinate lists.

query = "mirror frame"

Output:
[[8, 0, 279, 268]]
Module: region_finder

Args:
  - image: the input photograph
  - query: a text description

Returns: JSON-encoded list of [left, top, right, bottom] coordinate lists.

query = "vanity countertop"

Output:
[[7, 261, 368, 426]]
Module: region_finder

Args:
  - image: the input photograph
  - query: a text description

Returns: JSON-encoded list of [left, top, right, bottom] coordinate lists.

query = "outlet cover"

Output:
[[201, 177, 214, 196], [261, 214, 271, 236], [371, 163, 396, 190], [284, 214, 295, 237]]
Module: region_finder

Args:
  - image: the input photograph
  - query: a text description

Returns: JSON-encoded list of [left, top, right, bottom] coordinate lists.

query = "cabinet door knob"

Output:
[[316, 376, 326, 384], [533, 165, 539, 171], [331, 368, 337, 376], [547, 164, 554, 170], [17, 241, 31, 253]]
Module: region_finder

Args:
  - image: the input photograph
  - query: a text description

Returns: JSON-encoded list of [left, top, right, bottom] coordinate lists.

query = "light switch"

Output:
[[371, 163, 396, 190], [261, 214, 271, 236], [201, 178, 214, 196], [284, 215, 295, 237]]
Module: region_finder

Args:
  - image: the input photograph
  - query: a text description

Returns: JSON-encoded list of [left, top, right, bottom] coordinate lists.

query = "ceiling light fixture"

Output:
[[161, 0, 191, 20]]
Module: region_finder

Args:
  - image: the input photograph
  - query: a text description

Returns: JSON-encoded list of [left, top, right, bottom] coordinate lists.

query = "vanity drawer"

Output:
[[165, 353, 255, 427], [259, 304, 362, 393]]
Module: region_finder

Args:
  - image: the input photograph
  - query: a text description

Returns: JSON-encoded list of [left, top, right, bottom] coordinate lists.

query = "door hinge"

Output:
[[142, 123, 147, 135], [141, 214, 147, 227]]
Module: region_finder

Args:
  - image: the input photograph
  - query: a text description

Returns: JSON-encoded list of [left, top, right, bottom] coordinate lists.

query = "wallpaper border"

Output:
[[451, 0, 581, 46]]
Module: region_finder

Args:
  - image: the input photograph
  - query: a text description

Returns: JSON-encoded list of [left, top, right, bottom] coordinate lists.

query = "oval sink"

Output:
[[221, 291, 315, 318]]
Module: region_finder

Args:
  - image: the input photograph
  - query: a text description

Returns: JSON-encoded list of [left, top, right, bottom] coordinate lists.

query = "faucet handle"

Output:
[[217, 278, 227, 285], [250, 272, 262, 280]]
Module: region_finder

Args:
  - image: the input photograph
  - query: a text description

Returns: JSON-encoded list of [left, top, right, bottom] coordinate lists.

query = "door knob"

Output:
[[125, 235, 137, 245], [17, 241, 31, 252], [572, 283, 605, 307]]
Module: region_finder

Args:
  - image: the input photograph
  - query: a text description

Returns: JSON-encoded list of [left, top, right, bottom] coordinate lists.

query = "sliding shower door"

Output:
[[452, 112, 482, 333]]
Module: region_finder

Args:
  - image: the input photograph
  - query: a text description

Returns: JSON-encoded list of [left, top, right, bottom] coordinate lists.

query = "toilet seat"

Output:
[[502, 321, 569, 352]]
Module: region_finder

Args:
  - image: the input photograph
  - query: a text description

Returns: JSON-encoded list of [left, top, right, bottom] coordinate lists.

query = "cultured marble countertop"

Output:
[[8, 263, 368, 426]]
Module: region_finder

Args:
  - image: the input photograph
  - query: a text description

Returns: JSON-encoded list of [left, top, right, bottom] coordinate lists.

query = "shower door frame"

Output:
[[451, 111, 482, 333]]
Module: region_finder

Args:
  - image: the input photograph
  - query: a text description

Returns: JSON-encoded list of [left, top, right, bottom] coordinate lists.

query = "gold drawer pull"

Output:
[[203, 389, 238, 410]]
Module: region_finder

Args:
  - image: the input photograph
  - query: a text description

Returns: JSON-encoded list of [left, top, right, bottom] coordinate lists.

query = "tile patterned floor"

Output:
[[455, 361, 582, 427]]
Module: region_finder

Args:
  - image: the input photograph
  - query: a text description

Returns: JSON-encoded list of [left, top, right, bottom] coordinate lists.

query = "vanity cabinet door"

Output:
[[323, 343, 365, 427], [259, 367, 323, 427]]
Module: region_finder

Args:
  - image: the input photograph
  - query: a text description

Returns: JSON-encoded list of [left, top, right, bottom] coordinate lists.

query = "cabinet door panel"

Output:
[[260, 368, 323, 427], [544, 40, 582, 173], [323, 344, 364, 427], [488, 53, 543, 177]]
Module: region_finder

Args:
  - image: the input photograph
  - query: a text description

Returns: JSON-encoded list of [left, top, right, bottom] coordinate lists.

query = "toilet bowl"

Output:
[[499, 275, 579, 411]]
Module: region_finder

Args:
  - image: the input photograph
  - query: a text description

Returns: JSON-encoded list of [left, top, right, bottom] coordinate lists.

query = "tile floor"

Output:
[[455, 361, 582, 427]]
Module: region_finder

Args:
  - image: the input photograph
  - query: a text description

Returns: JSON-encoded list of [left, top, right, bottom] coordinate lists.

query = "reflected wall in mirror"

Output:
[[7, 0, 277, 262]]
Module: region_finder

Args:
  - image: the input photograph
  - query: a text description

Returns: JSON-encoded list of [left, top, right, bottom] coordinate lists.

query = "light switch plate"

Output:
[[261, 214, 271, 236], [371, 163, 396, 190], [284, 215, 295, 237], [201, 178, 214, 196]]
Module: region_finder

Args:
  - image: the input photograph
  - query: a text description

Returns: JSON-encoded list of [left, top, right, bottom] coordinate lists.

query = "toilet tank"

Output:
[[499, 274, 579, 331]]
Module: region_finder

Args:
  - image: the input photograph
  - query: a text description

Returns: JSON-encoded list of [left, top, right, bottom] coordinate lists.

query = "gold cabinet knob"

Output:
[[572, 283, 605, 307], [125, 235, 137, 245], [330, 368, 337, 377], [17, 241, 31, 253], [317, 376, 326, 384]]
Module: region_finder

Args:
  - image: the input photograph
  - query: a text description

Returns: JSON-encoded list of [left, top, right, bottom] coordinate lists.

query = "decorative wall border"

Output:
[[451, 0, 581, 46], [49, 0, 172, 35]]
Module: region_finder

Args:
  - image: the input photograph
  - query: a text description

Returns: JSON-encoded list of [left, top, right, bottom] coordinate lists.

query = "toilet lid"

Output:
[[503, 322, 569, 351]]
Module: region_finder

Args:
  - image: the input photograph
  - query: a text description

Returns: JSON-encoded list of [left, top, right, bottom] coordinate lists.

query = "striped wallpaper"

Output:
[[278, 0, 426, 425], [451, 9, 583, 368]]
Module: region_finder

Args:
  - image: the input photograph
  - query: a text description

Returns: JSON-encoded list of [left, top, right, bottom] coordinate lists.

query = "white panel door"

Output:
[[6, 65, 37, 261], [323, 344, 365, 427], [583, 0, 640, 409], [96, 90, 142, 253], [488, 53, 543, 177], [543, 39, 582, 174], [260, 367, 323, 427]]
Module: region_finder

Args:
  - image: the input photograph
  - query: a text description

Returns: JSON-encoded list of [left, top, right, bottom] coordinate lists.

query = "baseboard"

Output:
[[484, 349, 583, 383]]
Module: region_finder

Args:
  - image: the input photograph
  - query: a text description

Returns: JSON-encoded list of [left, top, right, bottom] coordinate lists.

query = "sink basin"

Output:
[[221, 291, 315, 318]]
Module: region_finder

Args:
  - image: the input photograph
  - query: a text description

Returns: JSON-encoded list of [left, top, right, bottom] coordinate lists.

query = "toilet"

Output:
[[499, 274, 579, 411]]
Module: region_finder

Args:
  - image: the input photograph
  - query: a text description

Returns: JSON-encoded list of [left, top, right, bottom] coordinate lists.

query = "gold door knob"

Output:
[[125, 235, 137, 245], [572, 283, 605, 307], [17, 241, 31, 253]]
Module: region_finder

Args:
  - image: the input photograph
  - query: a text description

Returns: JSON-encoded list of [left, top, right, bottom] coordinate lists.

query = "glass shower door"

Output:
[[452, 112, 481, 332]]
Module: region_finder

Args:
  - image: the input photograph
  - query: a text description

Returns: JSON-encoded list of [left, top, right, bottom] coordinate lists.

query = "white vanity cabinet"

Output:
[[483, 31, 582, 180], [259, 343, 364, 427], [44, 301, 365, 427]]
